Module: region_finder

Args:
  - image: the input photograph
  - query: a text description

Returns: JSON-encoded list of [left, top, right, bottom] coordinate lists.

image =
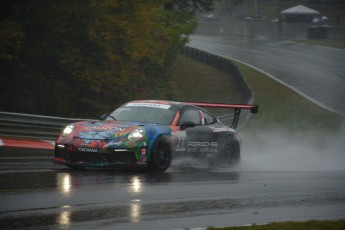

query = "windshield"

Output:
[[108, 103, 177, 125]]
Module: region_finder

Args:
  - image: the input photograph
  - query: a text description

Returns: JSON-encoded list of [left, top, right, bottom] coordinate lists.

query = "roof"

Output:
[[281, 5, 320, 15], [125, 100, 258, 113], [124, 100, 187, 110]]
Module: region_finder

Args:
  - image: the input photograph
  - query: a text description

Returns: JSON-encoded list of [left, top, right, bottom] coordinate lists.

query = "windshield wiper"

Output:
[[100, 114, 117, 121]]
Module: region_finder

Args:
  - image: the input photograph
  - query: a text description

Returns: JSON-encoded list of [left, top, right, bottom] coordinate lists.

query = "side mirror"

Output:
[[180, 121, 195, 130]]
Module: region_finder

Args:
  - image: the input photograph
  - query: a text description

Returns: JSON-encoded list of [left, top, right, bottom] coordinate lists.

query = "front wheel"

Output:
[[66, 165, 85, 170], [149, 136, 172, 172]]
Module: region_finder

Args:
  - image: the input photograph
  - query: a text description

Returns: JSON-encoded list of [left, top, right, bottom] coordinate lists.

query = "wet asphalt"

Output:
[[188, 35, 345, 117], [1, 35, 345, 229], [0, 147, 344, 230]]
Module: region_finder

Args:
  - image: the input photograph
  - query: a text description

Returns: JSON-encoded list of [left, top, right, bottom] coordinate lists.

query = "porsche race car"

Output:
[[53, 100, 258, 172]]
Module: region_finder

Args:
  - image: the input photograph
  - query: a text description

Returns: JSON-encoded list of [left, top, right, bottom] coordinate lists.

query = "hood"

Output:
[[73, 120, 142, 140]]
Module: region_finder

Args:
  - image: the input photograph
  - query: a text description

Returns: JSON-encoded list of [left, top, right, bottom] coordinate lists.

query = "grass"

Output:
[[297, 39, 345, 50], [206, 220, 345, 230], [170, 40, 345, 230], [171, 53, 344, 134], [234, 60, 344, 133], [170, 55, 245, 104], [171, 54, 344, 228]]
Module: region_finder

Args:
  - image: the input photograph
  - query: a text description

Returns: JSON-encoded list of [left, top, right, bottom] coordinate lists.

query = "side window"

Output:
[[203, 111, 216, 124], [179, 109, 201, 125]]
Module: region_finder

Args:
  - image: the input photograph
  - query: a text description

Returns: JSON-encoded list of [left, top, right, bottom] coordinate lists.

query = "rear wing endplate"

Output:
[[184, 102, 259, 129]]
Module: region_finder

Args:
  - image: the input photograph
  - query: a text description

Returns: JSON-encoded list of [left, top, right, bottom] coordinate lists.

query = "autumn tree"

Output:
[[0, 0, 216, 118]]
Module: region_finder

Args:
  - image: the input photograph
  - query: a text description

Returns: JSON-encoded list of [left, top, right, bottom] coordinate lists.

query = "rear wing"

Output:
[[184, 102, 259, 129]]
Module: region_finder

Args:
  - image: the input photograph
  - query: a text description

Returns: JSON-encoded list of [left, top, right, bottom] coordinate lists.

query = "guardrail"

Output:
[[195, 22, 254, 37], [0, 109, 252, 141], [181, 46, 253, 103], [0, 112, 95, 140], [0, 46, 254, 140]]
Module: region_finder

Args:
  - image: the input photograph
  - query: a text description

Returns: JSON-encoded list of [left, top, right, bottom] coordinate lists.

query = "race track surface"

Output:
[[188, 35, 345, 117], [0, 147, 344, 229], [1, 35, 345, 229]]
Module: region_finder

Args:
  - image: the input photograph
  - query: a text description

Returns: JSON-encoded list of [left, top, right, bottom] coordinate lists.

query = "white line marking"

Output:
[[227, 56, 338, 114], [189, 46, 342, 116], [43, 140, 56, 146]]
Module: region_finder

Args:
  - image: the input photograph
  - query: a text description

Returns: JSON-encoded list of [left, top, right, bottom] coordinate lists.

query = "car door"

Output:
[[174, 107, 217, 156]]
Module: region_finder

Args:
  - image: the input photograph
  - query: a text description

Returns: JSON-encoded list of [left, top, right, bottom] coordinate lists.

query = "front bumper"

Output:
[[53, 144, 148, 168]]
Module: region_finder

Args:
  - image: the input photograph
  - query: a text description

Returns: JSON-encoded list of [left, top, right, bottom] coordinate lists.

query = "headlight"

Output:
[[62, 124, 75, 136], [127, 128, 145, 141]]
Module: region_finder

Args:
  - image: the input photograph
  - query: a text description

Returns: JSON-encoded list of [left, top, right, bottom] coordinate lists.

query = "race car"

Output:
[[53, 100, 258, 172]]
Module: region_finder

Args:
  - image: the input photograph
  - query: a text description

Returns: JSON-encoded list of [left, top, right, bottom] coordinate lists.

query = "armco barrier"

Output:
[[195, 22, 253, 37], [308, 26, 345, 40], [0, 109, 252, 141], [182, 46, 253, 103], [181, 45, 255, 128], [0, 112, 96, 140], [0, 46, 254, 140]]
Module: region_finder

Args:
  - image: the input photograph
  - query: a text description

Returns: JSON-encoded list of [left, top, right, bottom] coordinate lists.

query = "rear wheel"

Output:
[[149, 136, 172, 172], [221, 137, 240, 164]]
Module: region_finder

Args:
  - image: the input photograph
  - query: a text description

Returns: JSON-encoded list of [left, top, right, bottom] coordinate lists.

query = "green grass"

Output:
[[172, 39, 345, 230], [171, 54, 344, 134], [170, 55, 245, 104], [206, 220, 345, 230], [171, 40, 344, 230], [297, 39, 345, 50], [234, 61, 344, 132]]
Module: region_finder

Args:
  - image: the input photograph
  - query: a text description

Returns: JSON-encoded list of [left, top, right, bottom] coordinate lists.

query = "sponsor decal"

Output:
[[78, 147, 99, 153], [186, 147, 217, 153], [126, 102, 171, 109], [209, 126, 234, 132], [175, 137, 186, 152], [105, 141, 123, 147], [85, 126, 126, 132], [173, 131, 187, 152], [200, 148, 218, 153], [172, 131, 186, 137], [140, 156, 147, 161], [187, 148, 197, 153], [187, 142, 218, 148]]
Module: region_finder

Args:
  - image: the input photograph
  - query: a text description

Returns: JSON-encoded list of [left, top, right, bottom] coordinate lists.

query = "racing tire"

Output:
[[149, 136, 172, 172], [217, 137, 240, 166]]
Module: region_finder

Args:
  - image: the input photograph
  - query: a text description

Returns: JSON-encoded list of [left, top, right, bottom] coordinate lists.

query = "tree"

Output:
[[0, 0, 216, 118]]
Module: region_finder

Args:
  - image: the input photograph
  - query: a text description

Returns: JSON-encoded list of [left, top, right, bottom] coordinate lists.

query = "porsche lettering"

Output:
[[188, 142, 218, 148]]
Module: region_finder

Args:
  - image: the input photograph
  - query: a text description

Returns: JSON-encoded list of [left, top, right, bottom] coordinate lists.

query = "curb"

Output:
[[0, 137, 55, 150]]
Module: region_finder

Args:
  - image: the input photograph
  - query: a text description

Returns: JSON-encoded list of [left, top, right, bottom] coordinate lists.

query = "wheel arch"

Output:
[[219, 134, 241, 162], [148, 134, 173, 172]]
